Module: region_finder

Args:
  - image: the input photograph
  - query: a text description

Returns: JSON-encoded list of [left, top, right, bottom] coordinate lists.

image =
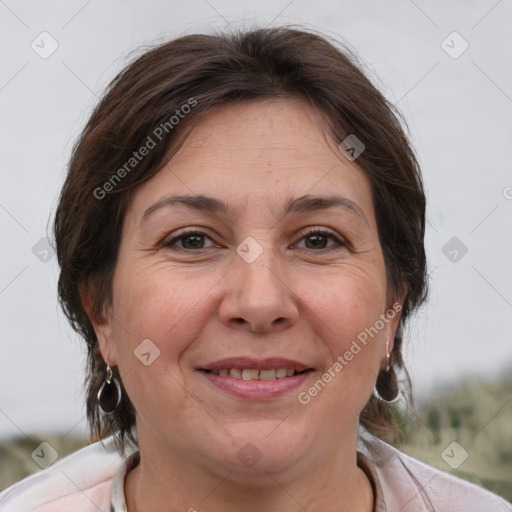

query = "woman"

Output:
[[0, 27, 508, 512]]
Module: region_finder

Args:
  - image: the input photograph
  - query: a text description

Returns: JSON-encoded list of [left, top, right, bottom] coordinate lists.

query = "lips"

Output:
[[198, 357, 314, 399]]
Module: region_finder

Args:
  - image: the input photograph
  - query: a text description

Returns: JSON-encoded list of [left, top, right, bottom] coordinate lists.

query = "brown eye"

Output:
[[180, 234, 206, 249], [305, 233, 328, 249], [164, 231, 216, 250], [296, 229, 345, 250]]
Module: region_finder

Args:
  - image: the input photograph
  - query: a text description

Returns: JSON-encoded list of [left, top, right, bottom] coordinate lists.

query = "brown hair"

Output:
[[53, 26, 428, 451]]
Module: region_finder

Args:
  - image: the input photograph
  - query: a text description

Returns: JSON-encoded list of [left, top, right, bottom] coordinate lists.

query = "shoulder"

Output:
[[0, 436, 134, 512], [361, 434, 512, 512]]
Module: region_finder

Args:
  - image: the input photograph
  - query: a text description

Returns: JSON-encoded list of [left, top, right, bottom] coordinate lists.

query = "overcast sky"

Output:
[[1, 0, 511, 441]]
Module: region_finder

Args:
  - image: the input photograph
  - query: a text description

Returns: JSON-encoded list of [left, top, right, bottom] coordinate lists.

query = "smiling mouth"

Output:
[[202, 368, 309, 380], [199, 358, 314, 398]]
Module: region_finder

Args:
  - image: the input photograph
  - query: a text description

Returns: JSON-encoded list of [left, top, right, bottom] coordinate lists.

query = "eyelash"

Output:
[[163, 227, 347, 252]]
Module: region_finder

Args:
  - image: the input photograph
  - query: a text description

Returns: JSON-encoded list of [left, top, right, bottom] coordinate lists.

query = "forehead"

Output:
[[125, 97, 376, 226]]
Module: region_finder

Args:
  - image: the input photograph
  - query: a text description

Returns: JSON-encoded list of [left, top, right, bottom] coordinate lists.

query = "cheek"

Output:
[[108, 266, 216, 427], [110, 263, 216, 366], [297, 272, 386, 409], [304, 265, 387, 348]]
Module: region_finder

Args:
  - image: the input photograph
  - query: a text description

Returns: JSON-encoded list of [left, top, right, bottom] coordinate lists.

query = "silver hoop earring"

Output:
[[97, 364, 121, 414]]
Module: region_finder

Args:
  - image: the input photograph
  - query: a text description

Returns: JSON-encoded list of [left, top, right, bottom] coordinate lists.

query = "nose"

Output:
[[217, 251, 299, 334]]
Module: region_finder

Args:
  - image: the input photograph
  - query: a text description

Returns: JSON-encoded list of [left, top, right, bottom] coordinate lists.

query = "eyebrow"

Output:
[[140, 193, 368, 225]]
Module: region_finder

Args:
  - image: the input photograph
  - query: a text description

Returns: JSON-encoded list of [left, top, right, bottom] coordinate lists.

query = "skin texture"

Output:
[[88, 97, 403, 512]]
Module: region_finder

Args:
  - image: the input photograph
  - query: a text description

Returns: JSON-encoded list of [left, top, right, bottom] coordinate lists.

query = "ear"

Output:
[[79, 279, 118, 366]]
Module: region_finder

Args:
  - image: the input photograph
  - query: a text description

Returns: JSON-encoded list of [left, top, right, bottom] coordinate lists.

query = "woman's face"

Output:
[[96, 97, 401, 475]]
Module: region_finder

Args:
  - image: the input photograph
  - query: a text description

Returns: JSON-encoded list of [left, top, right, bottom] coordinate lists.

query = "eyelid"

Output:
[[299, 226, 340, 238]]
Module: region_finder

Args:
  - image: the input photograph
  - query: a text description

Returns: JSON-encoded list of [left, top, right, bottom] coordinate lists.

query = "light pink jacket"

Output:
[[0, 434, 509, 511]]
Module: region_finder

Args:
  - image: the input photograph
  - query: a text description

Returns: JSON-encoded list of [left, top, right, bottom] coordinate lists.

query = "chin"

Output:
[[205, 421, 314, 477]]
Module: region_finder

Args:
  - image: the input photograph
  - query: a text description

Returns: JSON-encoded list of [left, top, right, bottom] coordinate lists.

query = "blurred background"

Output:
[[1, 0, 511, 501]]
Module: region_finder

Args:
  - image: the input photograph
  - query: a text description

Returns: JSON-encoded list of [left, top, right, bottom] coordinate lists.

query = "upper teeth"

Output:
[[211, 368, 296, 380]]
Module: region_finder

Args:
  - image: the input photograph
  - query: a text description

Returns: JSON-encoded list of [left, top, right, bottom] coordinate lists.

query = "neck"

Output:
[[125, 429, 374, 512]]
